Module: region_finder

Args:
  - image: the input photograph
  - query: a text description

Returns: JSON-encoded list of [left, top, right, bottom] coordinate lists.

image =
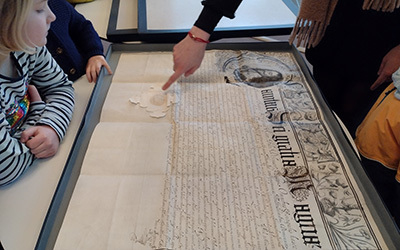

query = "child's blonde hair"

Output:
[[0, 0, 35, 54]]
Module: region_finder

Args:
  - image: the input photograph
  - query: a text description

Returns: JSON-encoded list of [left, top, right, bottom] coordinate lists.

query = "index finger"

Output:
[[103, 63, 113, 75], [162, 70, 183, 90], [370, 74, 386, 90]]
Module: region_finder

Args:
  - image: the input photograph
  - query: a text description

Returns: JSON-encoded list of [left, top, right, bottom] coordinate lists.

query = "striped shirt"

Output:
[[0, 46, 74, 186]]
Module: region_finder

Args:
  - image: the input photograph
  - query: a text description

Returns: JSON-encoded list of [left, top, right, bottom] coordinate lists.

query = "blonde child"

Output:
[[0, 0, 74, 186]]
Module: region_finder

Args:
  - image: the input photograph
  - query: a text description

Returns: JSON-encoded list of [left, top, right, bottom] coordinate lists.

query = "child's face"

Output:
[[25, 0, 55, 47]]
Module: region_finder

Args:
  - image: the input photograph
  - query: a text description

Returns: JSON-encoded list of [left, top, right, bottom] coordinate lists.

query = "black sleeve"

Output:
[[194, 0, 243, 34]]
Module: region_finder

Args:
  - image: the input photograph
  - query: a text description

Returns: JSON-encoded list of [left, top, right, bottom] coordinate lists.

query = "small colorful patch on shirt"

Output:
[[5, 91, 30, 134]]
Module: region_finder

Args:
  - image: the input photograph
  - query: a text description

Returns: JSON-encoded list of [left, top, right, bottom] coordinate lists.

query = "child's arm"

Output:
[[0, 85, 46, 186], [0, 47, 74, 187], [0, 116, 35, 186], [67, 1, 111, 82], [30, 47, 75, 141], [20, 85, 60, 159]]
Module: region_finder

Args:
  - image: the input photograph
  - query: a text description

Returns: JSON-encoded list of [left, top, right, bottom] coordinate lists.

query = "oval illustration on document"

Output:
[[220, 51, 294, 88]]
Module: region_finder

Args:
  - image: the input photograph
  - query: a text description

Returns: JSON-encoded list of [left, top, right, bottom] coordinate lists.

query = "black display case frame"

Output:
[[36, 42, 400, 249]]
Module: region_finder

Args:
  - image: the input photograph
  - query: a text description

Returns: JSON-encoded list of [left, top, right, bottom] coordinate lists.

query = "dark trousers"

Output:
[[361, 156, 400, 230], [311, 66, 387, 137], [305, 0, 400, 137]]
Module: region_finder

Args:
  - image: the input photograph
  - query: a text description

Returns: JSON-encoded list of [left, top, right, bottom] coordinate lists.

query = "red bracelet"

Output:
[[188, 31, 210, 44]]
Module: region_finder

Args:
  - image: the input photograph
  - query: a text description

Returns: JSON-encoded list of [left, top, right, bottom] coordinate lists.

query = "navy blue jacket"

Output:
[[47, 0, 104, 81]]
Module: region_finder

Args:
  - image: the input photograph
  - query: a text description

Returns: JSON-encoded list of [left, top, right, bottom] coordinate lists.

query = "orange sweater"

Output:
[[355, 83, 400, 182]]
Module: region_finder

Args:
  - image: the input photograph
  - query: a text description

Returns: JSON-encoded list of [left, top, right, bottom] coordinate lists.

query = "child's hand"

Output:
[[28, 85, 42, 102], [86, 55, 113, 83], [20, 125, 60, 158]]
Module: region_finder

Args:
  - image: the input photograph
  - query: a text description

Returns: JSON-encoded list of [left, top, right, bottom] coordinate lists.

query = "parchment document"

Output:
[[55, 50, 387, 249]]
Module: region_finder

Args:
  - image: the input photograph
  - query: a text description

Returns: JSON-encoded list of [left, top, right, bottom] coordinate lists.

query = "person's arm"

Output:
[[66, 0, 112, 82], [0, 114, 36, 186], [19, 86, 60, 159], [162, 26, 210, 90], [370, 44, 400, 90], [20, 47, 75, 158], [162, 0, 242, 90], [67, 1, 102, 61], [195, 0, 242, 33], [0, 47, 74, 186], [29, 47, 75, 140]]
